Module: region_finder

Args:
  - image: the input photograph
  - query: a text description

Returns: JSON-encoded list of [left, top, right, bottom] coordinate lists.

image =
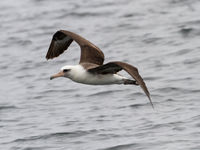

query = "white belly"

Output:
[[74, 73, 126, 85], [66, 65, 126, 85]]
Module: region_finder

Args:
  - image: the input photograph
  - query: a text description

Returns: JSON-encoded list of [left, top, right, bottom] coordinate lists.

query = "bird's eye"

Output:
[[63, 69, 70, 72]]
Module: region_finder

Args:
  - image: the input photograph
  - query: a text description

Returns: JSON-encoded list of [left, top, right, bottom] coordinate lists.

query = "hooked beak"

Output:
[[50, 71, 64, 80]]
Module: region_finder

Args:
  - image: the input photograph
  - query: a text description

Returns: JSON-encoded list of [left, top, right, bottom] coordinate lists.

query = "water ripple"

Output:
[[0, 105, 18, 110], [13, 130, 97, 143], [101, 143, 139, 150]]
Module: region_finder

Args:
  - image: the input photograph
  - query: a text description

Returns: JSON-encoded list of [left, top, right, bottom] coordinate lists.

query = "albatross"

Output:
[[46, 30, 154, 108]]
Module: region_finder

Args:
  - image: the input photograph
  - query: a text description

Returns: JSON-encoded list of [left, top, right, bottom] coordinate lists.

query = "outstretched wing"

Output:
[[46, 30, 104, 65], [88, 62, 122, 74], [88, 61, 153, 108]]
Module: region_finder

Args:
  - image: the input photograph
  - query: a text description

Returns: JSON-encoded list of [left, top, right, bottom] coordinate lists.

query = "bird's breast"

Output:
[[71, 72, 124, 85], [66, 65, 125, 85]]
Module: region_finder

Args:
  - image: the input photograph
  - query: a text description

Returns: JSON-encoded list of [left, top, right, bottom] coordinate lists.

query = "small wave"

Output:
[[183, 58, 200, 65], [88, 90, 123, 97], [121, 12, 144, 18], [0, 105, 17, 110], [32, 95, 44, 100], [128, 92, 144, 97], [157, 87, 200, 95], [15, 74, 34, 79], [58, 11, 112, 19], [144, 76, 162, 81], [167, 48, 193, 56], [101, 143, 138, 150], [155, 87, 185, 93], [20, 146, 46, 150], [0, 65, 8, 70], [165, 98, 175, 102], [13, 130, 96, 143], [122, 13, 134, 18], [179, 27, 193, 36], [142, 37, 162, 44], [6, 37, 32, 46], [23, 147, 43, 150], [178, 26, 200, 37], [129, 103, 146, 108], [39, 89, 76, 95]]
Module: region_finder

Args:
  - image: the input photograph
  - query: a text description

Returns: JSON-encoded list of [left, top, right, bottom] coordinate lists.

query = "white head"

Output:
[[50, 65, 74, 80]]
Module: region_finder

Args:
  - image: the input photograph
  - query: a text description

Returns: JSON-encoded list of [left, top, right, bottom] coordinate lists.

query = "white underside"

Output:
[[63, 65, 127, 85]]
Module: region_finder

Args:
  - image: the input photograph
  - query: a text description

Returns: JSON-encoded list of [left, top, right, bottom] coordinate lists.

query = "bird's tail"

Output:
[[123, 79, 139, 85]]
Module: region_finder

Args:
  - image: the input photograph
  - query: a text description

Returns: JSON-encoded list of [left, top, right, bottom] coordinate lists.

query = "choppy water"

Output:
[[1, 0, 200, 149]]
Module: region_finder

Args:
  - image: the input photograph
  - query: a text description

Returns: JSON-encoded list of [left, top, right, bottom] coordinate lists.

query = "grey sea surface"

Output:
[[1, 0, 200, 149]]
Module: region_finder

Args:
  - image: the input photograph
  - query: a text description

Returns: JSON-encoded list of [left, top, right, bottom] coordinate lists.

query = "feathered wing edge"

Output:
[[88, 61, 154, 108], [46, 30, 104, 65]]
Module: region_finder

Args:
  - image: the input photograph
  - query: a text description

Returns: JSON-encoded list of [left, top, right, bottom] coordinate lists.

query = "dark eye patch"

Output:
[[63, 69, 70, 72]]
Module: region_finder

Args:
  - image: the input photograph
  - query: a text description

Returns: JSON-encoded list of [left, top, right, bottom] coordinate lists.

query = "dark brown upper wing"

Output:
[[46, 30, 104, 65], [88, 62, 122, 74], [88, 61, 154, 108]]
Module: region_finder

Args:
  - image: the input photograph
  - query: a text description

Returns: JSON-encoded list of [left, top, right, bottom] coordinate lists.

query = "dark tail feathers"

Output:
[[123, 79, 139, 85]]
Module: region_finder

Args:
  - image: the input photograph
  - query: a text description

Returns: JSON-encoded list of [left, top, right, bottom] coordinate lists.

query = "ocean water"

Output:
[[1, 0, 200, 149]]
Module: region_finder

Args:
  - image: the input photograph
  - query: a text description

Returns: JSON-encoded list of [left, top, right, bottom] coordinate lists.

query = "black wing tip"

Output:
[[150, 101, 154, 109], [45, 53, 54, 60], [46, 55, 56, 60], [45, 52, 51, 60], [147, 95, 154, 109]]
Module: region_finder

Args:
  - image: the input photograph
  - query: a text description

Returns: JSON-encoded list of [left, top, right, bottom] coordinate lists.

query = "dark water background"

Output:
[[1, 0, 200, 149]]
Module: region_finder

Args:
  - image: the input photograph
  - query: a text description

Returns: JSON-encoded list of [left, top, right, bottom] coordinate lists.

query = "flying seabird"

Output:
[[46, 30, 154, 108]]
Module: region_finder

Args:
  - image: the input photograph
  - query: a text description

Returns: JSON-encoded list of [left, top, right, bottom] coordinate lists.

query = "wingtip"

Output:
[[46, 54, 51, 60], [148, 96, 154, 109], [150, 102, 154, 109]]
